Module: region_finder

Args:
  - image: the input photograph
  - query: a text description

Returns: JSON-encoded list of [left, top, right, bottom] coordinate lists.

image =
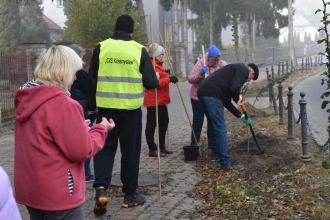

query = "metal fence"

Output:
[[0, 48, 37, 122], [266, 63, 330, 162], [190, 44, 325, 66], [0, 44, 326, 125]]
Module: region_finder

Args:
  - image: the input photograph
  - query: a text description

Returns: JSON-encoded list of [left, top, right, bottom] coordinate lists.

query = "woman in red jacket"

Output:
[[14, 45, 115, 219], [144, 43, 178, 157]]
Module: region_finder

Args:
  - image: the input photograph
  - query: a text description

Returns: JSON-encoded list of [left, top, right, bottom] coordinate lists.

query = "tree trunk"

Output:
[[209, 0, 213, 45], [288, 0, 294, 63], [173, 0, 180, 75], [244, 11, 251, 61], [135, 0, 148, 45], [182, 0, 188, 77]]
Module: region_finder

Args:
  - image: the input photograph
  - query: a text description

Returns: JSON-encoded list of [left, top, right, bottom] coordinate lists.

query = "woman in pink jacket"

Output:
[[14, 45, 115, 220], [188, 45, 227, 159]]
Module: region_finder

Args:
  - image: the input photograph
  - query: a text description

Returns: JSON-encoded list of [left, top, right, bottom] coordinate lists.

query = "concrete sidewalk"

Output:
[[1, 74, 274, 220]]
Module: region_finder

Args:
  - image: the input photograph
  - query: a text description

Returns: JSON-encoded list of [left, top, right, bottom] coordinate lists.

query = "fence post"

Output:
[[286, 60, 288, 74], [271, 65, 274, 79], [282, 62, 285, 75], [267, 69, 272, 106], [305, 57, 308, 72], [291, 60, 293, 72], [278, 80, 284, 125], [269, 75, 278, 114], [295, 59, 298, 74], [301, 58, 304, 73], [299, 92, 311, 162], [278, 62, 280, 77], [287, 86, 293, 139], [315, 56, 317, 67]]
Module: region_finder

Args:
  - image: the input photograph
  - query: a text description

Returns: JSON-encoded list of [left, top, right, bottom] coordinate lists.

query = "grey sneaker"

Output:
[[122, 193, 146, 208], [220, 163, 244, 171]]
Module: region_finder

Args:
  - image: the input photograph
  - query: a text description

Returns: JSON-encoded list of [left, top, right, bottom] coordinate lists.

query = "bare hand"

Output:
[[100, 117, 115, 131]]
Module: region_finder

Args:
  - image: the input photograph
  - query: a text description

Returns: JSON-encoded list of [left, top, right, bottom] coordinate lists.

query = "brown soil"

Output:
[[193, 103, 330, 219], [198, 102, 298, 174]]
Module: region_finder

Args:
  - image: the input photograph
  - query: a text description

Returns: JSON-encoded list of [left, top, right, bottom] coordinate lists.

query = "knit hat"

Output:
[[151, 46, 164, 57], [115, 14, 134, 33], [247, 63, 259, 80], [207, 45, 220, 58]]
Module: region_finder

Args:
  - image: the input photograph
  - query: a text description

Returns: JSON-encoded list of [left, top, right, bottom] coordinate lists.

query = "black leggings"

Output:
[[145, 105, 169, 151]]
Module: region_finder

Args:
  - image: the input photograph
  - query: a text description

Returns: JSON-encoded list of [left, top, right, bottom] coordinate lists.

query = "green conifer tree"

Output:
[[20, 1, 50, 45], [0, 1, 21, 51]]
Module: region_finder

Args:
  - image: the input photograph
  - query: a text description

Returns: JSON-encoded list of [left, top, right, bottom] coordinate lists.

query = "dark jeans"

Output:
[[93, 108, 142, 195], [190, 99, 214, 147], [145, 105, 169, 151], [84, 159, 91, 176], [26, 204, 84, 220], [198, 96, 231, 165], [84, 115, 93, 176]]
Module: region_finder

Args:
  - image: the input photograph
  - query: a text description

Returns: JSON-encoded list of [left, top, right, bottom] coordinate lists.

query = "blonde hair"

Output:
[[148, 43, 159, 54], [148, 43, 164, 58], [34, 45, 83, 93]]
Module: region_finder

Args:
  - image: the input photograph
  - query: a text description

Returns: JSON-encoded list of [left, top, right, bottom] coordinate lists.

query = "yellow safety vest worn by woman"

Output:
[[96, 38, 144, 109]]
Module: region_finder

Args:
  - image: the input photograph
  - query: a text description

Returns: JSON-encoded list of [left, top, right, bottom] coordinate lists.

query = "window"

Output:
[[57, 0, 63, 8]]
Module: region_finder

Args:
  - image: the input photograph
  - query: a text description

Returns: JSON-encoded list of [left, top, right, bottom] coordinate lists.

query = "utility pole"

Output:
[[288, 0, 294, 63]]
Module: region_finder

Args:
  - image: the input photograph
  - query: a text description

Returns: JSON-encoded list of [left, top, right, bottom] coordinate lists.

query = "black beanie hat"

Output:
[[115, 14, 134, 33], [247, 63, 259, 80]]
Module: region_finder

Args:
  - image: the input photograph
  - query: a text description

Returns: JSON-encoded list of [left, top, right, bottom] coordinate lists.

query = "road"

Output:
[[292, 71, 330, 144]]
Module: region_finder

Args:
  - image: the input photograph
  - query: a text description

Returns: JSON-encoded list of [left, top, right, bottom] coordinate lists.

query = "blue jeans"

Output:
[[198, 96, 231, 165], [190, 99, 214, 147]]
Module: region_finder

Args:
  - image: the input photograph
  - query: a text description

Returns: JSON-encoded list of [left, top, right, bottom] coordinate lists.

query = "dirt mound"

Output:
[[230, 134, 299, 173], [200, 103, 299, 174], [239, 102, 269, 118]]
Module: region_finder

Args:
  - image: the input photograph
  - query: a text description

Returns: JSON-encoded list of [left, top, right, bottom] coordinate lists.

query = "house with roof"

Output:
[[279, 13, 319, 44], [42, 14, 61, 45]]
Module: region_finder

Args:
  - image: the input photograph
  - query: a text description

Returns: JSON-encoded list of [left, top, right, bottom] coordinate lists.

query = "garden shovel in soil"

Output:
[[237, 95, 265, 155]]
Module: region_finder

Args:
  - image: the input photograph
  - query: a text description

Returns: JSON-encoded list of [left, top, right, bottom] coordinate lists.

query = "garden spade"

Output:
[[237, 95, 265, 155]]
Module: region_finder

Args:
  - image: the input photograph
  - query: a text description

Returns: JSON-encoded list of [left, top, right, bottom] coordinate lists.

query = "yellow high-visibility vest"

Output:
[[96, 39, 144, 109]]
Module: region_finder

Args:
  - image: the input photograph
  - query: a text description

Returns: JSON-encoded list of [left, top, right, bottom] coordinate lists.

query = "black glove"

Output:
[[169, 76, 178, 84], [165, 69, 171, 75]]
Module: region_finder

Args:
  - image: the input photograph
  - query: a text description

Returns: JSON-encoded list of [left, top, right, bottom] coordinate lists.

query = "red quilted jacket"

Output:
[[143, 59, 171, 107]]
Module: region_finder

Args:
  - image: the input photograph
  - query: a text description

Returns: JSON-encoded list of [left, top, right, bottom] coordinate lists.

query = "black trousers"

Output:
[[145, 105, 169, 151], [93, 108, 142, 195]]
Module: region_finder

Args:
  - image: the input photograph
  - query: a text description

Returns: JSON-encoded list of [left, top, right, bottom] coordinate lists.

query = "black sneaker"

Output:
[[85, 175, 95, 183], [93, 187, 108, 215], [122, 193, 146, 208]]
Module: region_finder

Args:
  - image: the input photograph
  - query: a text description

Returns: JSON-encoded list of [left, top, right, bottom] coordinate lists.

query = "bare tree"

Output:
[[182, 0, 188, 76], [173, 0, 181, 75], [135, 0, 148, 45], [174, 0, 179, 46], [209, 0, 213, 45]]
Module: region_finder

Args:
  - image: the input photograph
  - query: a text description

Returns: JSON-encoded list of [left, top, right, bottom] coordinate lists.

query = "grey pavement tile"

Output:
[[1, 82, 209, 219]]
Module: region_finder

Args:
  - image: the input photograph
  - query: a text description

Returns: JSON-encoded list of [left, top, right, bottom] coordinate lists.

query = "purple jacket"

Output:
[[0, 166, 22, 220], [188, 52, 227, 100]]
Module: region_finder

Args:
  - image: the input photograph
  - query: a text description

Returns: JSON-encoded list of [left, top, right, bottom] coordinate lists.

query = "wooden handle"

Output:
[[202, 45, 206, 66]]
